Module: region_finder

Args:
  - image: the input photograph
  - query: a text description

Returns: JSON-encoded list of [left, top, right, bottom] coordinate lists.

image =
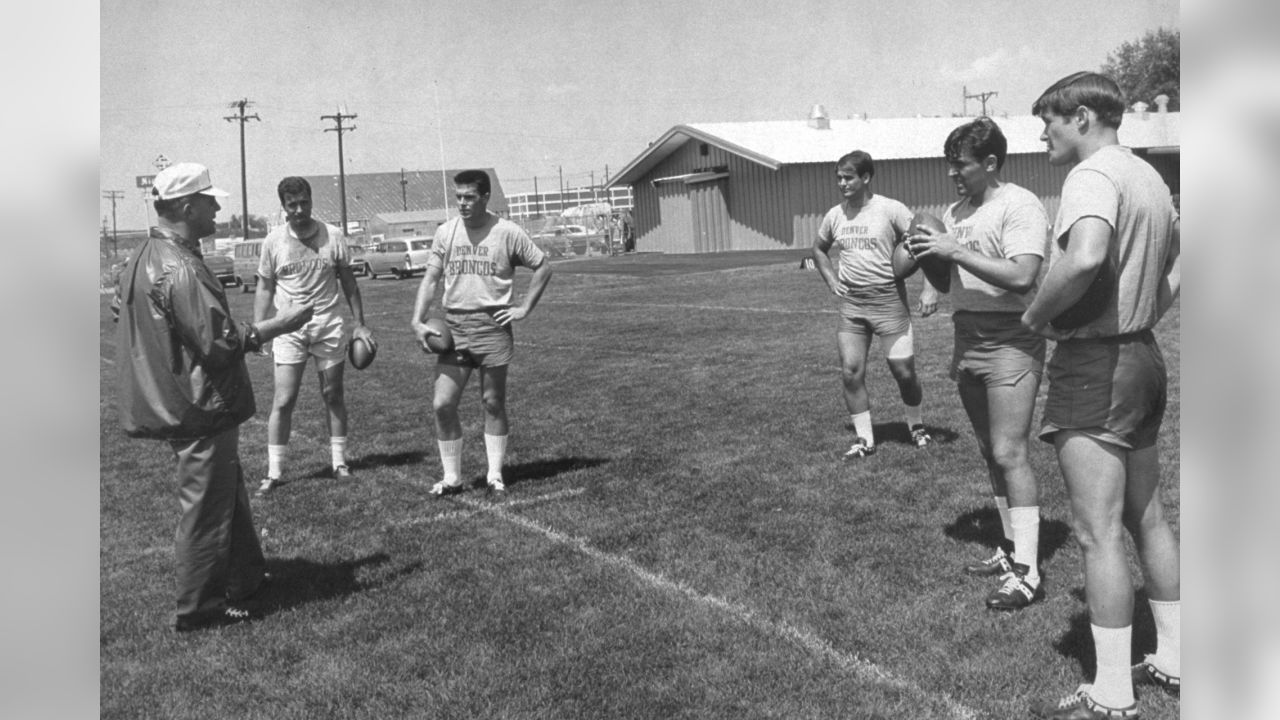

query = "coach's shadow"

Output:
[[1052, 587, 1161, 673], [942, 506, 1073, 563], [251, 552, 423, 618], [300, 450, 427, 478], [870, 422, 963, 446]]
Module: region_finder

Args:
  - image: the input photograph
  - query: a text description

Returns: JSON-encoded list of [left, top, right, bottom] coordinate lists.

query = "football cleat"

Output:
[[174, 605, 253, 633], [986, 563, 1044, 611], [429, 479, 464, 496], [910, 424, 932, 448], [842, 437, 876, 461], [332, 464, 353, 480], [1031, 684, 1139, 719], [1131, 655, 1179, 696], [255, 477, 283, 498], [964, 545, 1015, 577], [487, 476, 506, 493]]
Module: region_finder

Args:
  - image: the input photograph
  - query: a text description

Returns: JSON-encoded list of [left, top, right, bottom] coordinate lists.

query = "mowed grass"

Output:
[[100, 251, 1180, 720]]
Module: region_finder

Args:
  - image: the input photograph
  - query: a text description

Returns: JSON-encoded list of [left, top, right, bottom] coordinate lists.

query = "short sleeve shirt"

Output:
[[258, 222, 350, 314], [943, 183, 1049, 313], [817, 194, 913, 288], [428, 215, 546, 311], [1051, 146, 1178, 338]]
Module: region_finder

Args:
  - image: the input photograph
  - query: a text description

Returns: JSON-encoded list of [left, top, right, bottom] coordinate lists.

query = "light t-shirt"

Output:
[[817, 194, 913, 288], [943, 183, 1049, 313], [428, 214, 546, 312], [1051, 145, 1178, 338], [258, 222, 350, 314]]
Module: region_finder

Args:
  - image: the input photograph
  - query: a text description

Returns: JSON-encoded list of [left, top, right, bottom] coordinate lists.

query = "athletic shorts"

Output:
[[837, 282, 911, 338], [271, 310, 346, 369], [1038, 330, 1167, 450], [439, 309, 514, 369], [951, 311, 1046, 387]]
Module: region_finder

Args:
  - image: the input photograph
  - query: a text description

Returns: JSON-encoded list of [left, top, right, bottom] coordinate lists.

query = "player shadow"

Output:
[[299, 450, 428, 479], [247, 553, 424, 618], [466, 455, 610, 491], [868, 421, 963, 446], [1052, 587, 1161, 673], [942, 506, 1074, 564]]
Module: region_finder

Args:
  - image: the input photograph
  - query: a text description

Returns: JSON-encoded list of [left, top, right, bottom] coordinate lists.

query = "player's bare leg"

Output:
[[479, 365, 510, 491], [837, 330, 875, 457], [1124, 443, 1180, 686], [430, 363, 471, 494], [258, 361, 305, 495], [317, 360, 350, 478]]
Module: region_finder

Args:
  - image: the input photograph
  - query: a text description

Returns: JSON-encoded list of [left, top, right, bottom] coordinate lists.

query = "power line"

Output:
[[963, 86, 998, 117], [103, 190, 125, 257], [321, 106, 357, 236], [224, 98, 260, 240]]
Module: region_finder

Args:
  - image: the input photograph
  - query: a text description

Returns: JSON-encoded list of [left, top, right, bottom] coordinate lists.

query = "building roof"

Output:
[[371, 208, 452, 224], [607, 112, 1180, 187], [298, 168, 507, 223]]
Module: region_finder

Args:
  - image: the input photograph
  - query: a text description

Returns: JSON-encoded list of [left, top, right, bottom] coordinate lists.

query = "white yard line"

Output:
[[453, 494, 979, 720], [383, 487, 588, 529], [545, 300, 834, 315]]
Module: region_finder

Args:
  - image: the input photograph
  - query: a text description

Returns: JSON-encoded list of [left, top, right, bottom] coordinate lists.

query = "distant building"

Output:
[[296, 168, 508, 235], [507, 185, 633, 219], [366, 208, 452, 240], [606, 105, 1179, 254]]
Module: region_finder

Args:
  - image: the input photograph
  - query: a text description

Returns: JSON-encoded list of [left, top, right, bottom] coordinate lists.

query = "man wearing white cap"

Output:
[[114, 162, 314, 631]]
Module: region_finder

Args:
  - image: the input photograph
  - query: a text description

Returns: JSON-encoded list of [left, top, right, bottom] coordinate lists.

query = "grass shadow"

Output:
[[943, 506, 1074, 562], [299, 450, 428, 479], [1052, 587, 1160, 674], [462, 455, 609, 490], [252, 553, 422, 617], [871, 421, 964, 446]]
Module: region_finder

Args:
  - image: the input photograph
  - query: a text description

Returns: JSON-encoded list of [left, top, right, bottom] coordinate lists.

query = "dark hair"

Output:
[[835, 150, 874, 179], [153, 195, 186, 220], [1031, 71, 1126, 129], [277, 176, 312, 204], [944, 116, 1008, 170], [453, 169, 491, 196]]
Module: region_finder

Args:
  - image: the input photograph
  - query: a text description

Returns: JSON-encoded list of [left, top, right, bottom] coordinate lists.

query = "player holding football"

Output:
[[254, 176, 375, 496], [812, 150, 935, 459], [907, 117, 1051, 611], [1021, 73, 1181, 719], [412, 170, 553, 495]]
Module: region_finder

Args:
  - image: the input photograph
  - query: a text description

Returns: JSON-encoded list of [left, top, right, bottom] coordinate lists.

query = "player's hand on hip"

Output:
[[493, 306, 527, 326]]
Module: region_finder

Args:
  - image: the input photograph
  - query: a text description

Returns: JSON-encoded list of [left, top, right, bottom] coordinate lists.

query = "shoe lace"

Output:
[[1055, 685, 1090, 709], [997, 572, 1026, 594]]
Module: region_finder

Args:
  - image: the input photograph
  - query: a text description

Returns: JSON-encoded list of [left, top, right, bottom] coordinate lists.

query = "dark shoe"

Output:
[[1132, 655, 1179, 696], [226, 572, 273, 603], [964, 545, 1014, 577], [1031, 685, 1139, 719], [255, 477, 283, 498], [842, 437, 876, 461], [429, 478, 464, 496], [909, 424, 932, 448], [332, 464, 353, 480], [174, 605, 253, 633], [986, 563, 1044, 611]]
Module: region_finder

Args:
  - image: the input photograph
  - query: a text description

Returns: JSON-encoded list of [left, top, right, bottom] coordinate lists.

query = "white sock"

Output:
[[484, 433, 507, 481], [904, 403, 923, 429], [851, 411, 874, 446], [438, 438, 463, 484], [1009, 506, 1040, 580], [330, 436, 347, 469], [1090, 624, 1136, 708], [267, 444, 286, 479], [994, 496, 1013, 544], [1149, 599, 1180, 676]]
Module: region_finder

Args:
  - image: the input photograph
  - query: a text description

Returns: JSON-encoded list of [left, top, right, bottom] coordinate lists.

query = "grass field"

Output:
[[99, 251, 1180, 719]]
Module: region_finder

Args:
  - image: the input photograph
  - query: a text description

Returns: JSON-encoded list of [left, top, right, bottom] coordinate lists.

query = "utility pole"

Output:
[[102, 190, 125, 256], [963, 85, 998, 117], [400, 168, 408, 211], [224, 98, 260, 240], [322, 106, 357, 236], [533, 176, 541, 217]]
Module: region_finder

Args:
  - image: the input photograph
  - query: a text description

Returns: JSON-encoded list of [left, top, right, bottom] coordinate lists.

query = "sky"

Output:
[[100, 0, 1178, 232]]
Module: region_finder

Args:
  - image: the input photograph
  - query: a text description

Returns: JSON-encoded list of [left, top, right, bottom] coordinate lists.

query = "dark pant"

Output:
[[169, 426, 266, 623]]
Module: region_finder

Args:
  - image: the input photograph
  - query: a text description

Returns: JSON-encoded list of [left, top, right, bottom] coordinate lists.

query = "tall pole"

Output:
[[103, 190, 124, 256], [400, 168, 408, 211], [322, 106, 358, 236], [963, 86, 998, 116], [224, 98, 260, 240], [533, 176, 540, 216], [433, 82, 449, 218]]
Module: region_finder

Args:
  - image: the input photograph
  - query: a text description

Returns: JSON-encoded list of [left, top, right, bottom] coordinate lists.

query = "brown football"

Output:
[[908, 211, 951, 293], [422, 317, 455, 354], [348, 337, 375, 370]]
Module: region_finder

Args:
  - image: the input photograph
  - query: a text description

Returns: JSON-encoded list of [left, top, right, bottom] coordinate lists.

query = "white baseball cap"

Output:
[[151, 162, 230, 200]]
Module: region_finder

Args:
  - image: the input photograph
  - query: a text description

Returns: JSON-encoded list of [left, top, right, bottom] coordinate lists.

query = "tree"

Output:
[[1100, 28, 1179, 110]]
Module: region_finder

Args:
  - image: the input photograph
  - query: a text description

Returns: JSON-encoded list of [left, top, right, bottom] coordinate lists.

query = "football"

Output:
[[1050, 254, 1116, 330], [908, 211, 952, 293], [348, 336, 376, 370], [422, 317, 455, 354]]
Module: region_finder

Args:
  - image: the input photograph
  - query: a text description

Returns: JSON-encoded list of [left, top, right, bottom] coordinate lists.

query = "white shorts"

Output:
[[881, 325, 915, 360], [270, 310, 346, 370]]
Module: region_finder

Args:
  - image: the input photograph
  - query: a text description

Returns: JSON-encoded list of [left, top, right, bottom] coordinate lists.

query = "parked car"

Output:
[[231, 239, 263, 293], [364, 237, 433, 279], [203, 250, 238, 287], [348, 243, 370, 277]]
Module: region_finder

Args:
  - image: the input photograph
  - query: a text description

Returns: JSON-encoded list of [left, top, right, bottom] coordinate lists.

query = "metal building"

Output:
[[606, 105, 1179, 254]]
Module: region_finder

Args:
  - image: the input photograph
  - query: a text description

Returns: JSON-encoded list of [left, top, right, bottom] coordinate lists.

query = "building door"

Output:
[[656, 181, 693, 253], [689, 178, 730, 252]]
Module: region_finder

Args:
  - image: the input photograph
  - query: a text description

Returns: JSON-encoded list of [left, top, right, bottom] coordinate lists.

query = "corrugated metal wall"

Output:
[[630, 142, 1178, 253]]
